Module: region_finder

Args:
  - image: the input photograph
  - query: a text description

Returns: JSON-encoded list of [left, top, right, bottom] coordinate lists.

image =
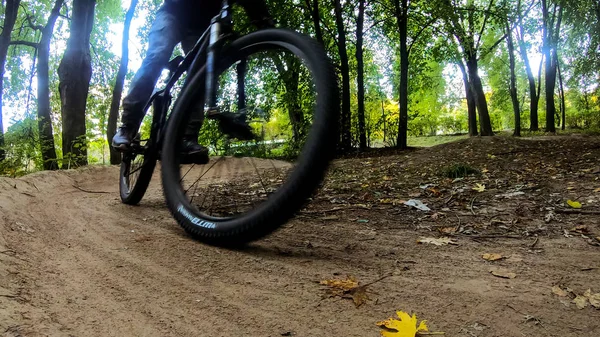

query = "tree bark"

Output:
[[58, 0, 96, 168], [0, 0, 21, 161], [37, 0, 64, 170], [108, 0, 138, 165], [506, 21, 521, 137], [466, 55, 494, 136], [556, 52, 565, 130], [304, 0, 324, 46], [516, 21, 538, 131], [333, 0, 351, 151], [356, 0, 367, 150], [394, 0, 409, 149], [541, 0, 562, 133], [457, 61, 478, 136]]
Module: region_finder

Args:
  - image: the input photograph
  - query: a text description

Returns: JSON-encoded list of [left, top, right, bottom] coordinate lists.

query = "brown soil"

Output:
[[1, 136, 600, 336]]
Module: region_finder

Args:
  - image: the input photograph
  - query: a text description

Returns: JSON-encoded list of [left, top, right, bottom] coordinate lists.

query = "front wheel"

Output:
[[161, 29, 339, 246]]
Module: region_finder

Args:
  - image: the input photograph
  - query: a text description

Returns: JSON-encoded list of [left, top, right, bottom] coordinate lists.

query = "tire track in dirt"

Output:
[[1, 151, 600, 336]]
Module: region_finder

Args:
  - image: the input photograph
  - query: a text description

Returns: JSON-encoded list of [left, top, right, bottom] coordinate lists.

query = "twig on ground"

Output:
[[72, 185, 111, 194], [530, 236, 539, 248], [469, 196, 477, 216]]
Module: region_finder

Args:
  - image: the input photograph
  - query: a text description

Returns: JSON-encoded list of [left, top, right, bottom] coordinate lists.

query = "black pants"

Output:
[[121, 8, 206, 138]]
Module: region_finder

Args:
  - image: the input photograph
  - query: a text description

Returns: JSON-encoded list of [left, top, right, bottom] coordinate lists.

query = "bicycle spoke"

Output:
[[249, 157, 268, 195], [183, 156, 225, 195]]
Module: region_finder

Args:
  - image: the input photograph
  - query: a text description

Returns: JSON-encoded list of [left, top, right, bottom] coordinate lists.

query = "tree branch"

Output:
[[479, 33, 507, 60], [9, 40, 39, 48], [476, 0, 495, 50]]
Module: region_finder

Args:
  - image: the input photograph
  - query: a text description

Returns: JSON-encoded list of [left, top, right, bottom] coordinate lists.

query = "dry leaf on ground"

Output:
[[567, 200, 582, 209], [552, 285, 569, 297], [320, 275, 387, 308], [376, 311, 429, 337], [472, 183, 486, 192], [584, 289, 600, 309], [482, 253, 503, 261], [573, 295, 588, 309], [417, 237, 458, 246], [490, 270, 516, 279], [570, 225, 589, 234]]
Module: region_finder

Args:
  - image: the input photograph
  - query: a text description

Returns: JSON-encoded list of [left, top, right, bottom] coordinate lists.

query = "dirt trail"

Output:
[[1, 139, 600, 336]]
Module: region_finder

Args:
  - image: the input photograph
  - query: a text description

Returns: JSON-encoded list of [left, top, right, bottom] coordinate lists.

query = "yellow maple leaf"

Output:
[[377, 311, 428, 337], [472, 183, 486, 192], [567, 200, 582, 209]]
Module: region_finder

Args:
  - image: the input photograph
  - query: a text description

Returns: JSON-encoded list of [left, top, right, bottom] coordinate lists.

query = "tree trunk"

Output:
[[236, 59, 247, 110], [108, 0, 138, 165], [304, 0, 324, 46], [457, 61, 477, 136], [541, 0, 562, 133], [333, 0, 351, 151], [506, 21, 521, 137], [517, 22, 538, 131], [0, 0, 21, 161], [37, 0, 64, 170], [394, 0, 409, 149], [556, 53, 565, 130], [58, 0, 96, 168], [466, 55, 494, 136], [356, 0, 367, 150]]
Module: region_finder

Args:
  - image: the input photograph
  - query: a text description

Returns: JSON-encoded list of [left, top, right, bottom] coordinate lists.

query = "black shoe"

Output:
[[180, 138, 209, 165], [207, 110, 256, 141], [112, 126, 137, 151]]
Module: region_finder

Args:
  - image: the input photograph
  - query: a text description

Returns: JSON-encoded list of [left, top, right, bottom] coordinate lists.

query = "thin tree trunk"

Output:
[[58, 0, 96, 168], [556, 52, 565, 130], [506, 21, 521, 137], [0, 0, 22, 161], [37, 0, 64, 170], [333, 0, 351, 151], [356, 0, 367, 150], [108, 0, 138, 165], [517, 22, 538, 131], [236, 59, 247, 110], [466, 55, 494, 136], [542, 0, 562, 133], [304, 0, 324, 46], [457, 61, 477, 136], [394, 0, 409, 149]]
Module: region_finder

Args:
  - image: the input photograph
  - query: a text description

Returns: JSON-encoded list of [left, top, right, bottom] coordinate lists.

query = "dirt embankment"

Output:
[[1, 137, 600, 336]]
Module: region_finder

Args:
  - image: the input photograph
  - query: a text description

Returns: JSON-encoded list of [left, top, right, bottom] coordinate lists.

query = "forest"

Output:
[[0, 0, 599, 176]]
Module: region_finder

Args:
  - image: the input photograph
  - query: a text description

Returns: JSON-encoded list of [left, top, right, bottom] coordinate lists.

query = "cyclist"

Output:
[[112, 0, 274, 163]]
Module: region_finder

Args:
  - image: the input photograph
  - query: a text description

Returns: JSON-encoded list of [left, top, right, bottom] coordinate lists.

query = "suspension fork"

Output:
[[205, 1, 232, 116]]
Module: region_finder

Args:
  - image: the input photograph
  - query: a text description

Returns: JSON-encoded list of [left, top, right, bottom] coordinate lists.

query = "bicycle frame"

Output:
[[144, 0, 236, 149]]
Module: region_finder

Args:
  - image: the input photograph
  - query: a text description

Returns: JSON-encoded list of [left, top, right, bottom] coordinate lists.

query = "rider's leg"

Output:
[[178, 33, 209, 163], [113, 8, 183, 149]]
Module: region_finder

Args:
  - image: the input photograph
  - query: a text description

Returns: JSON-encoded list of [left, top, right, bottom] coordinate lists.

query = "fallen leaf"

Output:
[[587, 294, 600, 309], [490, 270, 516, 279], [552, 285, 569, 297], [376, 311, 428, 337], [573, 295, 588, 309], [567, 200, 582, 209], [438, 226, 457, 234], [404, 199, 431, 212], [594, 188, 600, 193], [482, 253, 503, 261], [417, 237, 458, 246], [472, 183, 486, 193], [320, 276, 358, 291], [320, 276, 370, 308], [571, 225, 589, 234]]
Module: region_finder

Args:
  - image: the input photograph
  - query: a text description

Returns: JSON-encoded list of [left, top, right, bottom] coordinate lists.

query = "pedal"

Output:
[[207, 109, 256, 141]]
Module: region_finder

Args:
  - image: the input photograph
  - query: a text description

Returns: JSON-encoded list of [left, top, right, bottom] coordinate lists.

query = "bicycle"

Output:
[[119, 0, 339, 246]]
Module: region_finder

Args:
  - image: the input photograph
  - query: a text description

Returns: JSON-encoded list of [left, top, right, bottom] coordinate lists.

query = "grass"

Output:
[[407, 134, 469, 147]]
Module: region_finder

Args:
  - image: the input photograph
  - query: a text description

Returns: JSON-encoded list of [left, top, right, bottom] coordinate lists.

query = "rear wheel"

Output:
[[119, 138, 157, 205], [161, 29, 339, 246]]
